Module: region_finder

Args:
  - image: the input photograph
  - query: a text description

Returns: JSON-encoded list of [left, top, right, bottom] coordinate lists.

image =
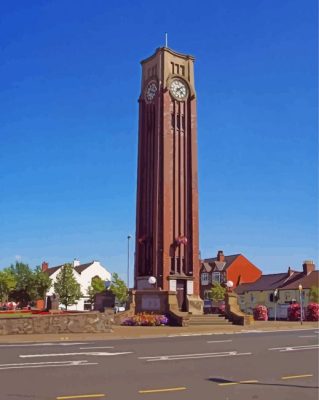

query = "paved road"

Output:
[[0, 328, 318, 400]]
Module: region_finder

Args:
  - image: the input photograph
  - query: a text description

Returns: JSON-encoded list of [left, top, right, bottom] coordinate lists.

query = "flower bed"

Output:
[[121, 313, 169, 326]]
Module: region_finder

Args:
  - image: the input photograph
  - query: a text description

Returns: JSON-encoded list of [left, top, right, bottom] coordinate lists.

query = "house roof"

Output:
[[282, 270, 319, 290], [74, 262, 94, 274], [235, 269, 318, 294], [46, 262, 94, 276], [203, 254, 240, 271]]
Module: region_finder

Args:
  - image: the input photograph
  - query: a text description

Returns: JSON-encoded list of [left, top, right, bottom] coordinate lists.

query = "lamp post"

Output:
[[127, 235, 132, 289], [298, 284, 303, 325], [274, 289, 278, 322], [148, 276, 157, 288], [226, 280, 233, 292]]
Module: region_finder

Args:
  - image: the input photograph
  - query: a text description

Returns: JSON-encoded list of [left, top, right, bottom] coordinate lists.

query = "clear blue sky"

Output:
[[0, 0, 317, 281]]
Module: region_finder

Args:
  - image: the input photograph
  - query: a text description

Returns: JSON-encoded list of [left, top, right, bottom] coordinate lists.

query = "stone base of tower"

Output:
[[130, 289, 203, 316], [131, 289, 169, 314], [186, 295, 204, 315]]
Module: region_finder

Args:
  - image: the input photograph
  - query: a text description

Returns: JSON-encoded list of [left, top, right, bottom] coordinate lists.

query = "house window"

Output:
[[212, 272, 221, 283], [204, 290, 211, 300], [201, 272, 210, 285]]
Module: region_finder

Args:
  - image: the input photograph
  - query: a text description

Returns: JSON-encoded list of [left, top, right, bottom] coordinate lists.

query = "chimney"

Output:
[[303, 260, 315, 275], [287, 266, 293, 276], [73, 259, 80, 267], [41, 261, 49, 272], [217, 250, 225, 262]]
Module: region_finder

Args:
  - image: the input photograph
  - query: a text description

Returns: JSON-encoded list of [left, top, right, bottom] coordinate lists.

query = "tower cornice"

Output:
[[141, 47, 195, 65]]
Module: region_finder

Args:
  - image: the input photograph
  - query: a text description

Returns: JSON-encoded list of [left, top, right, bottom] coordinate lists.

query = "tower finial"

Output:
[[165, 32, 168, 48]]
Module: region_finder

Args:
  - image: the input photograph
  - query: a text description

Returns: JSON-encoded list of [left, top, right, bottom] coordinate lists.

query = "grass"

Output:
[[0, 313, 32, 319]]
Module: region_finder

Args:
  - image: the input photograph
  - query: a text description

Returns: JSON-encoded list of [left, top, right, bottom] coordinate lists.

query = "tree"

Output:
[[54, 264, 82, 310], [9, 262, 34, 305], [309, 286, 319, 303], [0, 268, 16, 302], [87, 276, 106, 306], [110, 273, 129, 306], [33, 266, 52, 302], [209, 282, 226, 303]]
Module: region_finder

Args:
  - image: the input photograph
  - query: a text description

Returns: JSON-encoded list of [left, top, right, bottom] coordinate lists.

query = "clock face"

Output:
[[145, 81, 157, 102], [170, 79, 188, 100]]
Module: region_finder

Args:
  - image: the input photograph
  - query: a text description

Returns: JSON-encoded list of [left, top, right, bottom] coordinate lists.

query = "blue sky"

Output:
[[0, 0, 317, 281]]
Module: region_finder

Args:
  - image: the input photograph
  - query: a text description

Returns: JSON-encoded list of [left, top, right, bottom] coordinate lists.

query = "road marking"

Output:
[[218, 380, 259, 386], [0, 360, 97, 370], [281, 374, 313, 380], [218, 382, 238, 386], [20, 351, 132, 358], [0, 342, 87, 348], [207, 340, 232, 343], [79, 346, 114, 350], [299, 335, 317, 338], [139, 351, 251, 362], [139, 387, 186, 394], [237, 328, 319, 334], [269, 344, 319, 352], [56, 394, 105, 399], [164, 328, 318, 338]]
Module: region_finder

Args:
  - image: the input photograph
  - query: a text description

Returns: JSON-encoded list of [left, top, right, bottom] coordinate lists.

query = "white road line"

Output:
[[0, 360, 97, 370], [139, 351, 251, 362], [237, 328, 319, 334], [299, 335, 317, 338], [269, 344, 319, 352], [207, 340, 232, 343], [20, 351, 132, 358], [165, 328, 319, 338], [0, 342, 87, 348], [79, 346, 114, 350]]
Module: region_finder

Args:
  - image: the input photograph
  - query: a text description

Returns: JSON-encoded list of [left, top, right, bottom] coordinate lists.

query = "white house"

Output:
[[42, 259, 112, 311]]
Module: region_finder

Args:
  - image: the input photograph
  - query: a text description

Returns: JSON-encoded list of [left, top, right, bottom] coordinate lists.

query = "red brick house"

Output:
[[200, 250, 262, 299]]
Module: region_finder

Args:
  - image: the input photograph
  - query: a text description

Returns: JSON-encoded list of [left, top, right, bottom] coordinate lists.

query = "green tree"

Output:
[[33, 266, 52, 302], [209, 282, 226, 303], [87, 276, 106, 306], [54, 264, 82, 310], [309, 286, 319, 303], [9, 262, 34, 305], [0, 268, 16, 302], [110, 273, 128, 306]]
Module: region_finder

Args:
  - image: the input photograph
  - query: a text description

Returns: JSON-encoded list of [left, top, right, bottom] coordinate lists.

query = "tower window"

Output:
[[176, 114, 180, 129]]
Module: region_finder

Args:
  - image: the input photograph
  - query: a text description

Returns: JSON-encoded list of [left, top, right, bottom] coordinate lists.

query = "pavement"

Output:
[[0, 320, 318, 343]]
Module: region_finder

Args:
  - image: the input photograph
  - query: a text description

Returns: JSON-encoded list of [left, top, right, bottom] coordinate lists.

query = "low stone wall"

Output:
[[0, 311, 113, 335], [225, 292, 254, 325]]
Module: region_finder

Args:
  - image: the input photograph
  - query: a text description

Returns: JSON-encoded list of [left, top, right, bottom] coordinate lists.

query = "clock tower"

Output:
[[134, 46, 203, 314]]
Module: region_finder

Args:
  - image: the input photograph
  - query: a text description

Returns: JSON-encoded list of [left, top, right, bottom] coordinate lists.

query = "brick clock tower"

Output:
[[134, 46, 203, 315]]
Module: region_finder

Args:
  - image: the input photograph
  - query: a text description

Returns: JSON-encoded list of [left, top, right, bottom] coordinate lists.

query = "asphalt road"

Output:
[[0, 328, 318, 400]]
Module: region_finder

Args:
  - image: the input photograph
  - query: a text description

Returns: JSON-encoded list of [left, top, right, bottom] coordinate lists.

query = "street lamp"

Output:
[[273, 289, 278, 322], [226, 281, 233, 292], [298, 284, 303, 325], [127, 235, 132, 289], [148, 276, 157, 287]]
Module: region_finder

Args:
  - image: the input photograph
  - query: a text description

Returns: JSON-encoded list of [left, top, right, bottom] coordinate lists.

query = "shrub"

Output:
[[253, 305, 268, 321], [287, 303, 301, 321], [306, 303, 319, 321], [121, 313, 169, 326]]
